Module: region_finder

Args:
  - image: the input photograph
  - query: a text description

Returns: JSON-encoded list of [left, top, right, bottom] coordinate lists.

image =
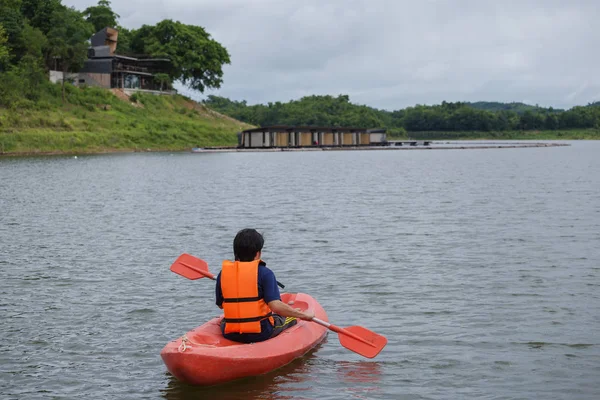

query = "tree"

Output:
[[20, 23, 46, 59], [0, 24, 9, 69], [14, 54, 46, 100], [544, 113, 559, 130], [83, 0, 119, 32], [0, 2, 25, 61], [114, 25, 132, 55], [20, 0, 62, 34], [47, 6, 94, 101], [130, 20, 230, 92], [153, 73, 171, 91], [520, 110, 545, 130]]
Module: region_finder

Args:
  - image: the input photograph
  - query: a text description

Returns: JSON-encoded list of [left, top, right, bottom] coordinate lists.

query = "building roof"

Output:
[[87, 28, 171, 66], [114, 54, 138, 61], [242, 126, 386, 134], [90, 27, 118, 55]]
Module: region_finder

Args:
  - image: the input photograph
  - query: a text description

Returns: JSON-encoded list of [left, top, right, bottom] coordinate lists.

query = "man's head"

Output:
[[233, 229, 264, 262]]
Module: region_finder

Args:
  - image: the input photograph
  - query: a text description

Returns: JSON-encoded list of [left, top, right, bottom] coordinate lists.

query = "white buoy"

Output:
[[73, 156, 78, 159]]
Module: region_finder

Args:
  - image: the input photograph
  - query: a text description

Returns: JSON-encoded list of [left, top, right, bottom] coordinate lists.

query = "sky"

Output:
[[64, 0, 600, 110]]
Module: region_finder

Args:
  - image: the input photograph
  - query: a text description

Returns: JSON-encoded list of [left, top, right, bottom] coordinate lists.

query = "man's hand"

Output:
[[269, 299, 315, 321], [297, 308, 314, 321]]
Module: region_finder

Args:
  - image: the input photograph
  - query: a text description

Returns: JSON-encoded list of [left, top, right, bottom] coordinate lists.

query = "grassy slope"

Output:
[[0, 84, 252, 155], [1, 84, 596, 155]]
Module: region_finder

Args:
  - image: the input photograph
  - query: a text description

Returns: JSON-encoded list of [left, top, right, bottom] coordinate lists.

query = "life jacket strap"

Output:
[[222, 296, 261, 303], [224, 312, 273, 323]]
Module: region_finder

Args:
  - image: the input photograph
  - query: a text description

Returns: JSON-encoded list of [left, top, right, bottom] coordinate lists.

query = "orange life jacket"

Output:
[[220, 259, 274, 334]]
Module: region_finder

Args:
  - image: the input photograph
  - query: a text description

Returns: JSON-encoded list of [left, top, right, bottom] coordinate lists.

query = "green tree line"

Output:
[[203, 95, 600, 133], [0, 0, 230, 107]]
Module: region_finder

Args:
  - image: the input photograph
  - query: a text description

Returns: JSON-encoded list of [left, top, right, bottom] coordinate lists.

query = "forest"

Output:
[[203, 95, 600, 135], [0, 0, 230, 106]]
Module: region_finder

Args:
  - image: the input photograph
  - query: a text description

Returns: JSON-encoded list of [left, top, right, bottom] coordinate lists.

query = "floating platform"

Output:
[[191, 142, 569, 153]]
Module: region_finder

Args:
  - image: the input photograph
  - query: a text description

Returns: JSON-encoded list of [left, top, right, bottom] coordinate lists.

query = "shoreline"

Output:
[[0, 147, 186, 158], [0, 142, 572, 157]]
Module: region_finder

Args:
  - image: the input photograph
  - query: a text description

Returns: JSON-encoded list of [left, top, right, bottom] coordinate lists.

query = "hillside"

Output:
[[203, 95, 600, 138], [465, 101, 563, 113], [0, 84, 252, 155]]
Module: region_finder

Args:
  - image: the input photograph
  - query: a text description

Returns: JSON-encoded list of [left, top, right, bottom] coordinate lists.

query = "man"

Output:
[[215, 229, 314, 343]]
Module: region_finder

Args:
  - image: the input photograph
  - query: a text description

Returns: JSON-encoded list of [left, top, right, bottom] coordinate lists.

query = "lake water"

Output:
[[1, 141, 599, 399]]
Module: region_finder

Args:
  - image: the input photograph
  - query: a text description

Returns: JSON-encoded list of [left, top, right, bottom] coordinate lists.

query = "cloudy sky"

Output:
[[64, 0, 599, 110]]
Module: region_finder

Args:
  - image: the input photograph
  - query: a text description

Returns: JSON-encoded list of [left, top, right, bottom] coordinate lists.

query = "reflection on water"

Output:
[[161, 345, 386, 400], [336, 360, 382, 384], [336, 361, 384, 399], [161, 346, 323, 400]]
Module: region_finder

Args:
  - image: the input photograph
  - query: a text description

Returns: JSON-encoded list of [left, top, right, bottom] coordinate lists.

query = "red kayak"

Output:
[[160, 292, 328, 386]]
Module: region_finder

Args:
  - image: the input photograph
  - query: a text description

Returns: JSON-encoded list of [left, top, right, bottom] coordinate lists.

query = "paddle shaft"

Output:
[[180, 261, 216, 280], [312, 317, 377, 348], [179, 259, 285, 288]]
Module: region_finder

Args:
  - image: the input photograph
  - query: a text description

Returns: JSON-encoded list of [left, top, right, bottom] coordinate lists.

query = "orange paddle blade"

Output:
[[338, 326, 388, 359], [170, 253, 215, 280]]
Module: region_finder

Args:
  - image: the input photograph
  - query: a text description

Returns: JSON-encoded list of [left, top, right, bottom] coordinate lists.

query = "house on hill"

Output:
[[50, 27, 175, 94]]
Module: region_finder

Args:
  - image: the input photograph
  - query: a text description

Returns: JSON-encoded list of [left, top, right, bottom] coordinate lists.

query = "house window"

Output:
[[124, 74, 140, 89]]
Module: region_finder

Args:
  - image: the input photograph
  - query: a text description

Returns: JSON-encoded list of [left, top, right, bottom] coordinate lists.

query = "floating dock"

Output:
[[191, 142, 569, 153]]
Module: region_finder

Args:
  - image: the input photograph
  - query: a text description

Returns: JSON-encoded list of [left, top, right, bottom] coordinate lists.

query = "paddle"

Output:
[[170, 253, 215, 280], [170, 253, 387, 358], [170, 253, 285, 288], [311, 318, 387, 358]]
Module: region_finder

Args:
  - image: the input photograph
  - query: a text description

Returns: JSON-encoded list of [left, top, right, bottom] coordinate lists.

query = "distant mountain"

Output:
[[466, 101, 563, 114]]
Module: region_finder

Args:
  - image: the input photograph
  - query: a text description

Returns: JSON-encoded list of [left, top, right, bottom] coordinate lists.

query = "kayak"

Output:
[[160, 292, 328, 386]]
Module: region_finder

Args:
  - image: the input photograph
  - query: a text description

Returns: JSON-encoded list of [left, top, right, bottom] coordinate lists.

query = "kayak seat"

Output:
[[186, 332, 221, 346], [289, 300, 309, 312]]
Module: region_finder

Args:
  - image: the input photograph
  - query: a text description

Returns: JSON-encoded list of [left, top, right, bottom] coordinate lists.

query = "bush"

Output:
[[0, 70, 24, 107], [9, 98, 35, 110]]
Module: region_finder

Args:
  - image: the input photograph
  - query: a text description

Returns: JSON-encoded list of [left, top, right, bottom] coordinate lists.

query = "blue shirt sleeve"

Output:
[[215, 272, 223, 307], [260, 266, 281, 304]]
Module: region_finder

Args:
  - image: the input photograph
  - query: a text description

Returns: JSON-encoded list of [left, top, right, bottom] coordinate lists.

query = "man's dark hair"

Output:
[[233, 229, 264, 261]]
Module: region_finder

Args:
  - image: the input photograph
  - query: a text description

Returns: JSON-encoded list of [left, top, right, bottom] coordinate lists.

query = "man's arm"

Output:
[[215, 272, 223, 309], [268, 300, 314, 321], [261, 267, 314, 320]]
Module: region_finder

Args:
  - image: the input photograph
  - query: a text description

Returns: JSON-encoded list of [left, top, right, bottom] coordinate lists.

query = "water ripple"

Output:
[[1, 142, 599, 399]]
